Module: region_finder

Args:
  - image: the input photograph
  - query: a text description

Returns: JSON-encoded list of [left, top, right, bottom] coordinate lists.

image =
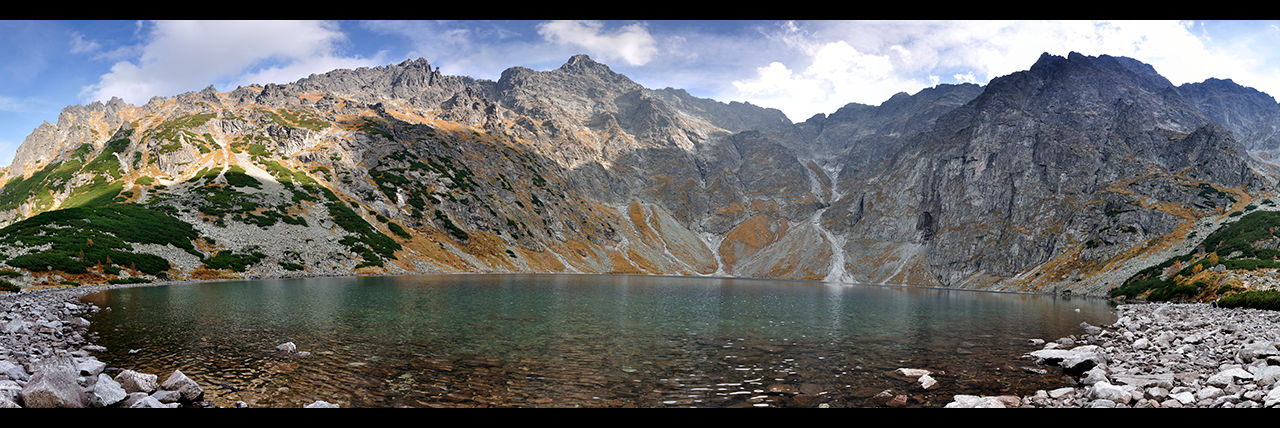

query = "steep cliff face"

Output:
[[0, 52, 1273, 296], [1179, 78, 1280, 159], [818, 53, 1270, 293]]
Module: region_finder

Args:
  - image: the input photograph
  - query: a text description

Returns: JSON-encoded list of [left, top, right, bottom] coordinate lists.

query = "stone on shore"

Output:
[[944, 394, 1020, 408], [0, 360, 27, 382], [151, 389, 182, 404], [89, 374, 127, 408], [1087, 381, 1131, 404], [160, 369, 204, 402], [115, 369, 159, 394], [1265, 385, 1280, 407], [19, 357, 85, 408], [74, 357, 105, 377], [129, 395, 172, 408], [1207, 367, 1253, 387]]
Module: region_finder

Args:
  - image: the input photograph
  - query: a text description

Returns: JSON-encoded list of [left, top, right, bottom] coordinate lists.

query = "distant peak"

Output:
[[558, 54, 614, 75]]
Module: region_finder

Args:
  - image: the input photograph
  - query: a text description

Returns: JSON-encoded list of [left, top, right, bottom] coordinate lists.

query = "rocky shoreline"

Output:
[[947, 302, 1280, 408], [0, 280, 340, 408], [7, 278, 1280, 408]]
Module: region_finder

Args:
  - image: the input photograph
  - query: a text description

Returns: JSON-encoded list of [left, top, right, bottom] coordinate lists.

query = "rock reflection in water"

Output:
[[80, 274, 1114, 407]]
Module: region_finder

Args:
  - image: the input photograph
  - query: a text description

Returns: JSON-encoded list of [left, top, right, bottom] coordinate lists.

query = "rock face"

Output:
[[0, 52, 1274, 296]]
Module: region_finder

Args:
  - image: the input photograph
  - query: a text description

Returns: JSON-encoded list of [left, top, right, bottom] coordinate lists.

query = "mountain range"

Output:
[[1, 51, 1277, 297]]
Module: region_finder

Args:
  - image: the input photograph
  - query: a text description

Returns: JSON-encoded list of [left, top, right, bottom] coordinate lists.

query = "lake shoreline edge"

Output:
[[2, 272, 1235, 409]]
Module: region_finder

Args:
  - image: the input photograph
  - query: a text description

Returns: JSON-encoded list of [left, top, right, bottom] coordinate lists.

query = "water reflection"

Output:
[[80, 274, 1114, 407]]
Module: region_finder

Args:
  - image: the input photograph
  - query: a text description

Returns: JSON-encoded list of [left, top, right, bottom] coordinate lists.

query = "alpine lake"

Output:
[[78, 274, 1115, 408]]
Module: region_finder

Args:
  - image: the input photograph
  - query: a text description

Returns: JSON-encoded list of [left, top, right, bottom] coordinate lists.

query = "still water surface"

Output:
[[80, 274, 1115, 407]]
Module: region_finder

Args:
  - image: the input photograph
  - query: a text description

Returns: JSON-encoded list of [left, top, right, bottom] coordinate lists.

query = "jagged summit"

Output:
[[557, 54, 616, 75]]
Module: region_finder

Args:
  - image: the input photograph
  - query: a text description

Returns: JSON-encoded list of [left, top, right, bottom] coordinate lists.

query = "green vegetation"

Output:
[[358, 119, 394, 140], [275, 109, 330, 131], [204, 251, 266, 272], [321, 190, 400, 268], [1219, 289, 1280, 311], [0, 280, 18, 293], [0, 203, 201, 276], [279, 262, 304, 271], [0, 270, 20, 278], [386, 221, 411, 239], [62, 180, 123, 209], [0, 160, 82, 212], [148, 113, 215, 143], [433, 209, 469, 241], [60, 280, 80, 286], [1112, 211, 1280, 301], [223, 165, 261, 189], [134, 176, 155, 186]]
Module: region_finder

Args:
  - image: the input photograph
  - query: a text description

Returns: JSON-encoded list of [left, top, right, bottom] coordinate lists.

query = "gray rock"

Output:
[[1208, 367, 1254, 387], [89, 374, 127, 408], [75, 357, 105, 377], [1266, 385, 1280, 407], [1255, 365, 1280, 386], [1048, 387, 1075, 399], [114, 369, 159, 394], [150, 389, 182, 403], [1087, 399, 1117, 408], [18, 357, 84, 408], [1240, 342, 1280, 363], [1111, 373, 1175, 389], [129, 395, 171, 408], [1081, 367, 1109, 386], [1196, 386, 1226, 401], [276, 341, 297, 356], [304, 400, 340, 408], [0, 360, 27, 382], [160, 369, 204, 401], [119, 392, 150, 408], [1088, 381, 1131, 404], [944, 395, 1009, 408], [0, 379, 22, 403], [918, 374, 938, 390], [1171, 391, 1197, 405]]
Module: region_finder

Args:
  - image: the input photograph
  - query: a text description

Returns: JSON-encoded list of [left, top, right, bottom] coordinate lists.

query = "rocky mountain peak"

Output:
[[558, 54, 613, 75]]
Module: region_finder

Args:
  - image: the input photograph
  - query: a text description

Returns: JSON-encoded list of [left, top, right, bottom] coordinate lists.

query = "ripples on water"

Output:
[[79, 274, 1115, 407]]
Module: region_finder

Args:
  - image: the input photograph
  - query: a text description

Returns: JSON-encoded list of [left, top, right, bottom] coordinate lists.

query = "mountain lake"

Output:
[[78, 274, 1115, 407]]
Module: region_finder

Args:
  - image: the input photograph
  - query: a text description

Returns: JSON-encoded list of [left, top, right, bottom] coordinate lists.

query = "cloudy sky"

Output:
[[1, 20, 1278, 166]]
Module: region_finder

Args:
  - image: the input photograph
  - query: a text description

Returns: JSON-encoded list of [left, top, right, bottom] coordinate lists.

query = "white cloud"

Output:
[[724, 20, 1280, 121], [731, 40, 931, 121], [536, 20, 658, 66], [68, 32, 100, 55], [953, 72, 976, 84], [81, 20, 384, 104]]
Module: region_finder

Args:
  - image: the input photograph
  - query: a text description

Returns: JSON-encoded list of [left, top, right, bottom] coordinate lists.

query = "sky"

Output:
[[1, 20, 1279, 167]]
